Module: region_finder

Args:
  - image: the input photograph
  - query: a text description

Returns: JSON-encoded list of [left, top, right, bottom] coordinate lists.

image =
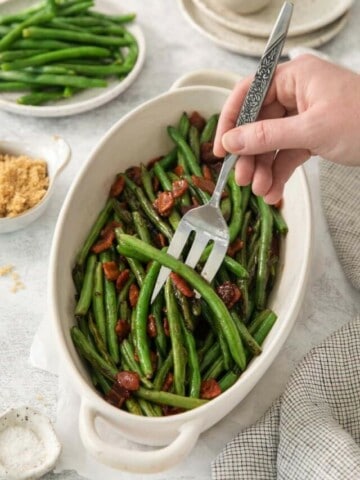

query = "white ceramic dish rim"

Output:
[[178, 0, 349, 57], [49, 82, 313, 472], [192, 0, 353, 37], [0, 0, 146, 118], [0, 135, 70, 231]]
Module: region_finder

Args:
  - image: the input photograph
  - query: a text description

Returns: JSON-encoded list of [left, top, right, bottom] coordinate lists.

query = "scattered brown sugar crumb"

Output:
[[0, 153, 49, 218], [0, 264, 25, 293]]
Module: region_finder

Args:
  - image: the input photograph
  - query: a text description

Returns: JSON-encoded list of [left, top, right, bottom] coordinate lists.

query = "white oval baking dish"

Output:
[[49, 73, 313, 474]]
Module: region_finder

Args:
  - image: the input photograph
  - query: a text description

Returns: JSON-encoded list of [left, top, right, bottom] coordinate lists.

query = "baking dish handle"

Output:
[[79, 400, 203, 474], [170, 69, 242, 91]]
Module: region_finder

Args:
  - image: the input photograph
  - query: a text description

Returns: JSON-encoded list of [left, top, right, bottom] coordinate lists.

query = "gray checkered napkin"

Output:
[[212, 162, 360, 479]]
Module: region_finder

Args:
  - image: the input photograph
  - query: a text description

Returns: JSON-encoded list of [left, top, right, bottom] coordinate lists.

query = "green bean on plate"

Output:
[[71, 111, 286, 416]]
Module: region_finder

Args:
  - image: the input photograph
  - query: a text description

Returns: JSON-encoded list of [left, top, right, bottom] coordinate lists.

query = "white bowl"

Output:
[[0, 135, 71, 233], [49, 82, 312, 473]]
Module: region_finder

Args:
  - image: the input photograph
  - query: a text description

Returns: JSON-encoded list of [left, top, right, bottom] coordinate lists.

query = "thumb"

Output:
[[222, 113, 313, 155]]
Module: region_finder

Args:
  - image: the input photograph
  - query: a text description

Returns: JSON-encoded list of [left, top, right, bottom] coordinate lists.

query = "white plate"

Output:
[[179, 0, 349, 57], [0, 0, 145, 117], [193, 0, 353, 37]]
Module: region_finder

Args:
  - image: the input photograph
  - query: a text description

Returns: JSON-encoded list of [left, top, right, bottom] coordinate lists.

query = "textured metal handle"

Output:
[[209, 2, 293, 208]]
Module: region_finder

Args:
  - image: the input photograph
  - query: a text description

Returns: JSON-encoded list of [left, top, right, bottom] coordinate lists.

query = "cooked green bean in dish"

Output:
[[0, 0, 138, 105], [71, 111, 287, 416]]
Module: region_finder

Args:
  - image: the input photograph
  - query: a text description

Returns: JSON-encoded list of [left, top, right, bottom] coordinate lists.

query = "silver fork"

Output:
[[151, 1, 293, 304]]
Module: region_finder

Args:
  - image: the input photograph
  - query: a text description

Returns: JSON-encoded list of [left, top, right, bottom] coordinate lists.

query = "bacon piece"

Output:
[[116, 269, 130, 291], [129, 283, 139, 308], [102, 261, 120, 281], [162, 406, 185, 416], [162, 372, 174, 392], [153, 191, 175, 217], [109, 175, 125, 197], [202, 164, 213, 181], [227, 239, 244, 258], [154, 233, 167, 248], [200, 379, 222, 399], [173, 165, 184, 176], [147, 314, 157, 338], [189, 111, 206, 132], [172, 179, 188, 198], [91, 221, 121, 254], [216, 281, 242, 309], [201, 142, 221, 164], [163, 317, 170, 337], [105, 382, 130, 408], [126, 166, 142, 186], [192, 175, 228, 198], [116, 371, 140, 391], [170, 272, 194, 298], [115, 319, 130, 342]]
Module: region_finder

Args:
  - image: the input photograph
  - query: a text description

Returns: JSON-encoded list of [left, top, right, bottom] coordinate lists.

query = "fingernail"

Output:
[[222, 130, 245, 152]]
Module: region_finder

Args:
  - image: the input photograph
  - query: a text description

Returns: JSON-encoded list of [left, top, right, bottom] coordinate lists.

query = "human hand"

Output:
[[214, 54, 360, 204]]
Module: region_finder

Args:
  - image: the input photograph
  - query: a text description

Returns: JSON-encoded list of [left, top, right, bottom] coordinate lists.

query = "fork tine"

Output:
[[200, 240, 229, 285], [184, 231, 209, 269], [150, 220, 192, 303]]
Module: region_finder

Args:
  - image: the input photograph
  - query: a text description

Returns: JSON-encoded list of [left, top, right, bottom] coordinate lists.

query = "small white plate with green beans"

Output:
[[0, 0, 145, 117]]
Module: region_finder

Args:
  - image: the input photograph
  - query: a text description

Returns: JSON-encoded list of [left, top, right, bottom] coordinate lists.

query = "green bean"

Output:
[[75, 254, 96, 316], [132, 211, 152, 245], [271, 206, 288, 235], [184, 174, 210, 203], [197, 330, 215, 361], [0, 2, 44, 25], [78, 315, 96, 349], [168, 126, 202, 177], [140, 164, 156, 202], [92, 369, 112, 395], [120, 340, 153, 389], [203, 356, 224, 381], [88, 24, 126, 36], [71, 326, 117, 381], [76, 198, 113, 268], [118, 235, 246, 370], [26, 65, 75, 75], [23, 26, 133, 48], [100, 251, 119, 364], [0, 8, 54, 51], [2, 46, 111, 71], [88, 11, 136, 24], [173, 286, 195, 332], [48, 19, 86, 32], [135, 387, 207, 410], [17, 90, 65, 105], [249, 309, 277, 335], [153, 350, 173, 391], [220, 196, 231, 222], [53, 62, 134, 77], [222, 255, 249, 279], [92, 261, 106, 343], [230, 310, 262, 357], [59, 0, 93, 16], [177, 151, 190, 176], [134, 261, 161, 378], [137, 398, 161, 417], [255, 197, 273, 310], [157, 148, 177, 171], [0, 82, 36, 91], [189, 125, 200, 161], [237, 278, 251, 322], [117, 272, 134, 303], [238, 210, 252, 267], [88, 312, 116, 369], [124, 398, 143, 416], [111, 199, 132, 226], [124, 175, 173, 241], [200, 114, 219, 143], [200, 342, 220, 374], [151, 294, 168, 359], [201, 301, 231, 370], [228, 171, 243, 243], [0, 49, 45, 61], [253, 311, 277, 345], [218, 369, 240, 392], [12, 39, 75, 50], [118, 300, 129, 321], [56, 16, 101, 26], [178, 308, 201, 398], [165, 279, 186, 395], [153, 161, 172, 191], [0, 70, 107, 88]]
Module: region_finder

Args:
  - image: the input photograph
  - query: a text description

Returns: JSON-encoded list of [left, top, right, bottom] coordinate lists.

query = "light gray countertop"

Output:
[[1, 1, 360, 479]]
